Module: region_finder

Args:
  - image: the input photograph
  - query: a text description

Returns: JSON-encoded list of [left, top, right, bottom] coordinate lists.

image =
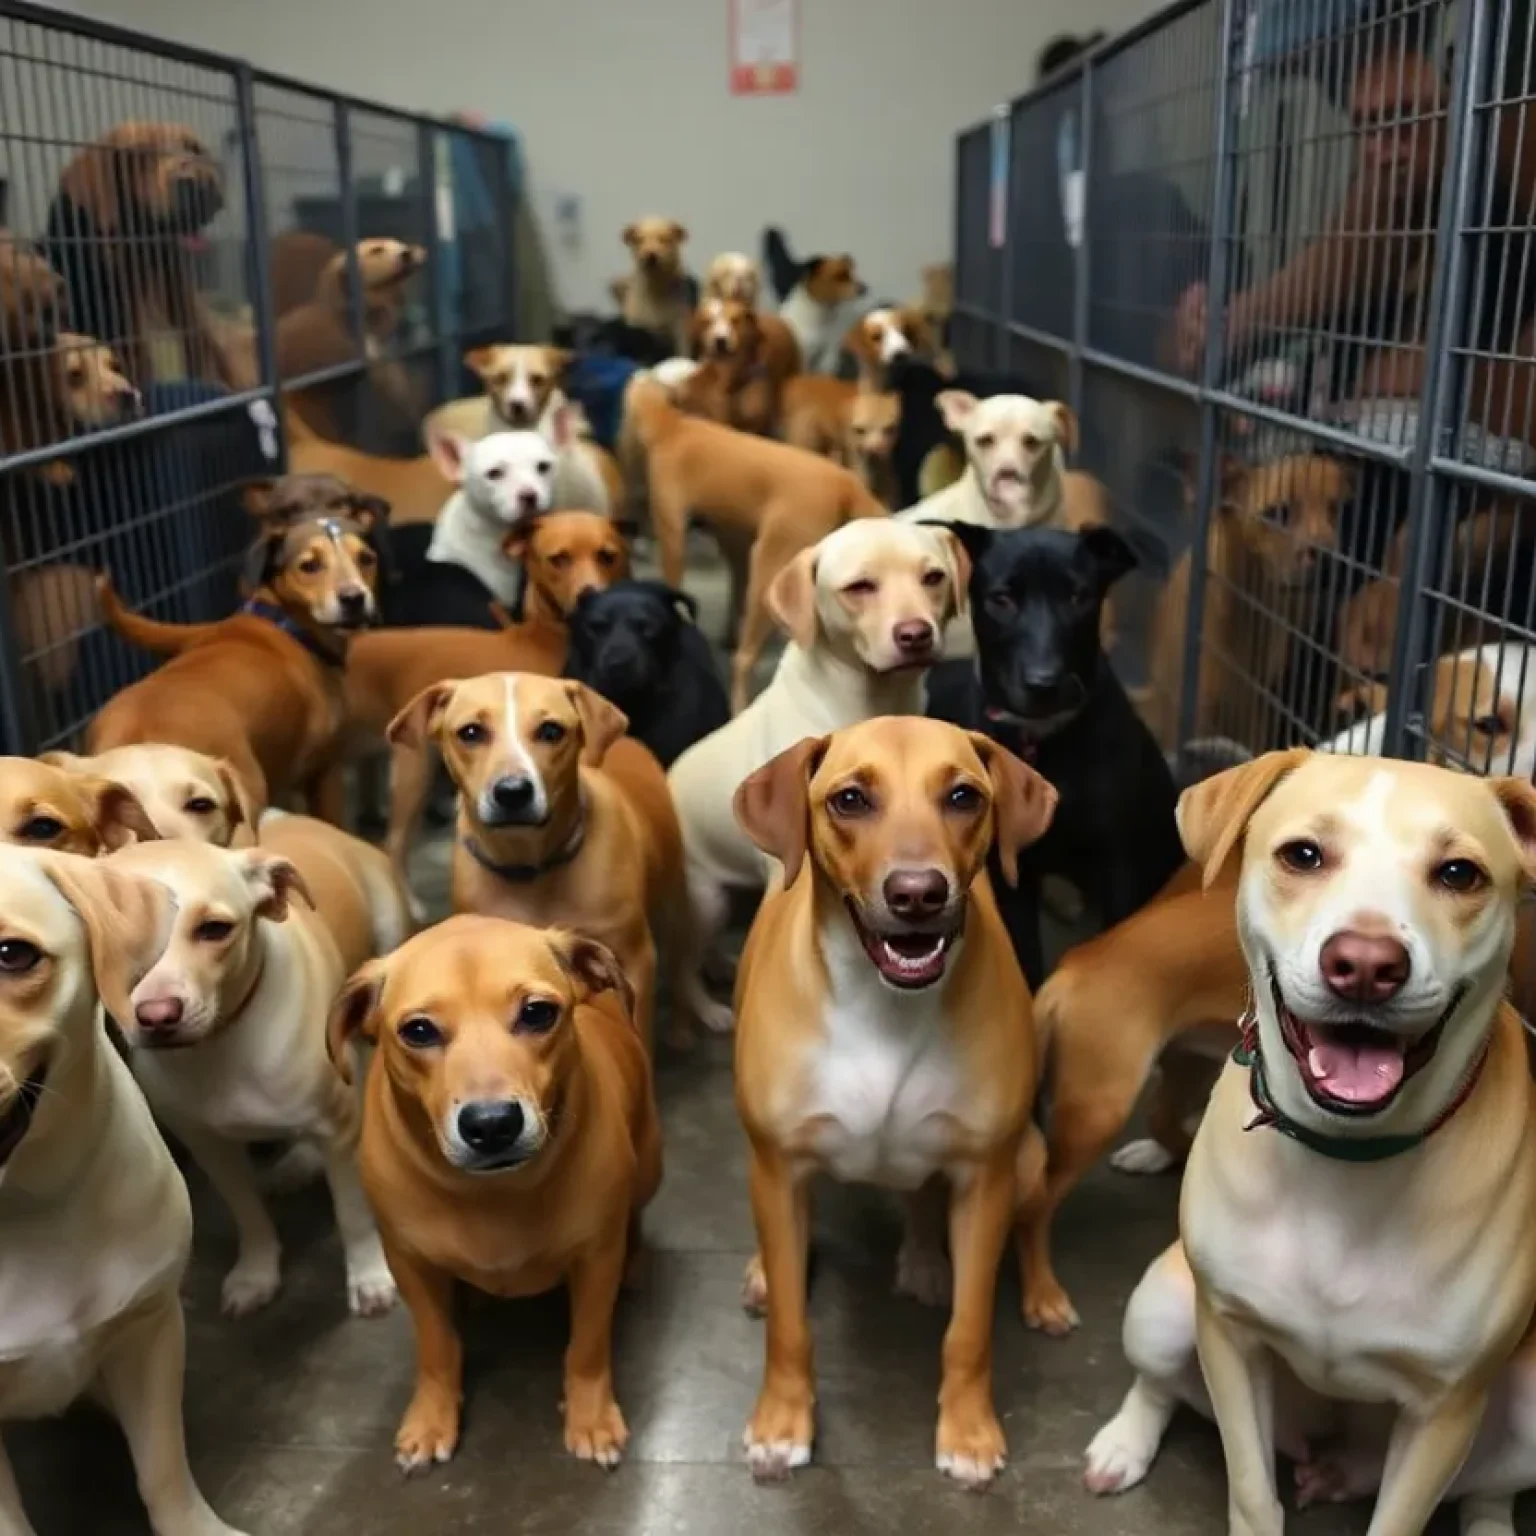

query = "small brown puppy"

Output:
[[388, 674, 687, 1048], [0, 754, 155, 855], [91, 480, 386, 817], [328, 915, 661, 1472], [613, 217, 691, 352]]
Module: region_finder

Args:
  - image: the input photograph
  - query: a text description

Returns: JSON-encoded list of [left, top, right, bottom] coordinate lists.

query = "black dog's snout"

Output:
[[491, 776, 536, 813], [457, 1100, 525, 1154]]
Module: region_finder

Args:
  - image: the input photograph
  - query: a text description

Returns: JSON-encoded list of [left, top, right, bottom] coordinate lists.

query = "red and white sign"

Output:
[[730, 0, 798, 95]]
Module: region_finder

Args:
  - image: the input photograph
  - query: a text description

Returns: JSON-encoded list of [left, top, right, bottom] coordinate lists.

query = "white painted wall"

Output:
[[53, 0, 1157, 314]]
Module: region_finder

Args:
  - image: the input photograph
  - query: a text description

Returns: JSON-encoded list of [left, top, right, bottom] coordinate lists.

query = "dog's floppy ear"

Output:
[[622, 223, 640, 249], [463, 345, 498, 378], [84, 777, 159, 851], [920, 518, 992, 578], [547, 402, 578, 451], [563, 681, 630, 766], [41, 854, 174, 1024], [1047, 401, 1079, 455], [240, 527, 283, 595], [612, 517, 641, 544], [766, 548, 820, 649], [240, 477, 281, 521], [426, 428, 469, 485], [1081, 524, 1137, 590], [549, 930, 638, 1025], [966, 733, 1058, 887], [932, 527, 972, 619], [346, 492, 391, 533], [326, 959, 385, 1084], [387, 682, 456, 753], [734, 735, 829, 886], [1177, 749, 1311, 889], [669, 222, 688, 244], [240, 851, 314, 923], [937, 389, 979, 434], [548, 347, 574, 379], [214, 759, 262, 842], [1489, 778, 1536, 885]]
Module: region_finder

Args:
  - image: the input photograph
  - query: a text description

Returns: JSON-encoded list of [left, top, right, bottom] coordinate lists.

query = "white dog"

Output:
[[109, 839, 398, 1321], [0, 848, 248, 1535]]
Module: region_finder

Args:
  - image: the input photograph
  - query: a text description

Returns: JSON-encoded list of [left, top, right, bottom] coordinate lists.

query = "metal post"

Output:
[[419, 120, 453, 404], [1380, 0, 1490, 758], [1068, 61, 1093, 421], [235, 63, 283, 460], [1175, 0, 1241, 756], [335, 101, 361, 338]]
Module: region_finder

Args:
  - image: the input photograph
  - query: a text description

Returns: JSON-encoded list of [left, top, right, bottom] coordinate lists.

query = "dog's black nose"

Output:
[[884, 868, 949, 918], [893, 620, 935, 656], [135, 997, 183, 1031], [339, 589, 369, 619], [457, 1099, 525, 1154], [1320, 931, 1411, 1003], [491, 776, 536, 813], [640, 251, 660, 269], [517, 488, 540, 513]]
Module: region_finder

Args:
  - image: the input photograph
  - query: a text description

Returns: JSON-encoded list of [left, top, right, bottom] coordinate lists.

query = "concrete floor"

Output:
[[7, 547, 1496, 1533]]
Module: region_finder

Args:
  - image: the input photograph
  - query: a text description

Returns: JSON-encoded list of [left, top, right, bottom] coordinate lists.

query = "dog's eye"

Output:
[[456, 722, 488, 745], [516, 997, 561, 1033], [16, 815, 64, 841], [920, 568, 946, 588], [1472, 713, 1508, 736], [355, 548, 378, 569], [534, 721, 567, 745], [829, 785, 873, 817], [946, 783, 983, 812], [65, 367, 86, 388], [194, 919, 234, 943], [537, 460, 554, 476], [1433, 858, 1487, 894], [1276, 839, 1325, 873], [1260, 502, 1291, 527], [985, 591, 1017, 616], [549, 552, 572, 570], [485, 466, 506, 482], [399, 1016, 444, 1049], [298, 556, 324, 575], [842, 578, 877, 598], [1022, 435, 1041, 452], [974, 433, 996, 450], [184, 797, 218, 816], [0, 939, 41, 973], [597, 548, 619, 567]]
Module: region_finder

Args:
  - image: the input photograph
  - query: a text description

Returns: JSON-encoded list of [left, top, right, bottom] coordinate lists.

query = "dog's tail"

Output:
[[761, 226, 800, 304], [96, 576, 219, 657]]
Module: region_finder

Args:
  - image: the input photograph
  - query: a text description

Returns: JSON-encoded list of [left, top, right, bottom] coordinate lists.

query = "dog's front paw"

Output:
[[346, 1261, 399, 1319], [1084, 1410, 1159, 1495], [936, 1400, 1006, 1491], [741, 1254, 768, 1317], [220, 1256, 281, 1318], [1109, 1138, 1178, 1176], [395, 1392, 460, 1475], [565, 1397, 628, 1469], [894, 1236, 951, 1308], [743, 1386, 813, 1483], [1021, 1273, 1080, 1336]]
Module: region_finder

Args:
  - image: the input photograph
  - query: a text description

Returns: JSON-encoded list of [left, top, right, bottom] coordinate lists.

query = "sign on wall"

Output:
[[730, 0, 799, 95]]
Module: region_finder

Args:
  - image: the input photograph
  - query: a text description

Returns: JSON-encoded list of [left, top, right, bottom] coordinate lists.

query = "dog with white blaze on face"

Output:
[[1083, 748, 1536, 1536]]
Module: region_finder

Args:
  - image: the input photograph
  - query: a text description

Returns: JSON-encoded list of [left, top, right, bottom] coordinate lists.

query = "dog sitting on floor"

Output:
[[612, 218, 695, 355], [763, 226, 870, 373]]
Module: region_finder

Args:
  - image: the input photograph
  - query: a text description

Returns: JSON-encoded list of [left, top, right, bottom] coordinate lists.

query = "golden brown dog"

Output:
[[843, 392, 902, 508], [732, 716, 1056, 1486], [683, 298, 801, 436], [0, 233, 64, 348], [327, 915, 661, 1471], [0, 754, 155, 855], [90, 482, 385, 817], [613, 217, 692, 351], [387, 674, 687, 1048], [623, 377, 885, 710], [48, 122, 239, 387], [284, 403, 453, 527]]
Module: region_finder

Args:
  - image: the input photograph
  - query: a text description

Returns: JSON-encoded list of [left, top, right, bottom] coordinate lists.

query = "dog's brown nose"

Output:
[[1319, 931, 1411, 1003], [135, 997, 184, 1029], [893, 620, 934, 657], [883, 868, 949, 919]]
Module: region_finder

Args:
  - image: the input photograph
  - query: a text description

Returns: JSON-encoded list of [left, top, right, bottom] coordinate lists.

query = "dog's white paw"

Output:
[[406, 889, 429, 927], [894, 1238, 952, 1308], [1109, 1138, 1178, 1176], [347, 1262, 399, 1318], [744, 1434, 811, 1482], [1083, 1410, 1160, 1495], [936, 1449, 1005, 1491], [221, 1258, 280, 1318], [698, 997, 735, 1034]]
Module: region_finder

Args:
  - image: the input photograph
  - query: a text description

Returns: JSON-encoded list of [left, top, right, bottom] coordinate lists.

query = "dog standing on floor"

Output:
[[326, 916, 661, 1472], [0, 849, 251, 1536], [732, 717, 1057, 1486], [1084, 750, 1536, 1536], [613, 218, 694, 354]]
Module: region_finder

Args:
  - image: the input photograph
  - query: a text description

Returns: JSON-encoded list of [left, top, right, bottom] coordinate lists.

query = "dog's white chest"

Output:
[[799, 988, 966, 1190]]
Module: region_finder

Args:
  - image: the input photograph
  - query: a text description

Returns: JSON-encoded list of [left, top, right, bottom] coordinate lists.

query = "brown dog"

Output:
[[90, 479, 386, 817], [327, 915, 661, 1471], [0, 234, 64, 348], [284, 404, 453, 527], [49, 122, 240, 387], [613, 217, 691, 351], [684, 298, 801, 436], [732, 716, 1056, 1486], [387, 674, 687, 1048], [623, 376, 885, 710]]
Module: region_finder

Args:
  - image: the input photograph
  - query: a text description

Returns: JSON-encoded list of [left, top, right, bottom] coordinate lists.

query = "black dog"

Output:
[[925, 521, 1183, 988], [375, 523, 504, 630], [563, 580, 730, 767]]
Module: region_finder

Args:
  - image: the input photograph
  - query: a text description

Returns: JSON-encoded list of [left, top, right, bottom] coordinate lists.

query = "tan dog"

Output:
[[344, 511, 631, 882], [703, 251, 760, 306], [732, 717, 1056, 1486], [623, 376, 886, 710], [1147, 453, 1353, 749], [668, 520, 967, 1033], [326, 915, 661, 1471], [91, 485, 385, 818], [109, 838, 397, 1320], [47, 742, 412, 975], [0, 753, 156, 856], [843, 392, 902, 507], [285, 403, 452, 527], [1084, 752, 1536, 1536], [0, 848, 249, 1536], [387, 674, 687, 1047], [614, 217, 691, 351], [682, 298, 801, 437]]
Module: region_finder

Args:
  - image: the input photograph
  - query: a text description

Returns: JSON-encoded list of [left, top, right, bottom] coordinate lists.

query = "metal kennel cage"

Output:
[[0, 0, 517, 752], [954, 0, 1536, 779]]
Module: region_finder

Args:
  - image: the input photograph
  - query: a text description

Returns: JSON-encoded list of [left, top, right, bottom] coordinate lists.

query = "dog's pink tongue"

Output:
[[1306, 1035, 1406, 1105]]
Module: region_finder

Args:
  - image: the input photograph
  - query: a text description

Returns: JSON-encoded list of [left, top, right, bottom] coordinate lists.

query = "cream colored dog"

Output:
[[667, 519, 968, 1033], [703, 251, 760, 306], [107, 839, 398, 1321], [1084, 750, 1536, 1536], [0, 848, 248, 1536]]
